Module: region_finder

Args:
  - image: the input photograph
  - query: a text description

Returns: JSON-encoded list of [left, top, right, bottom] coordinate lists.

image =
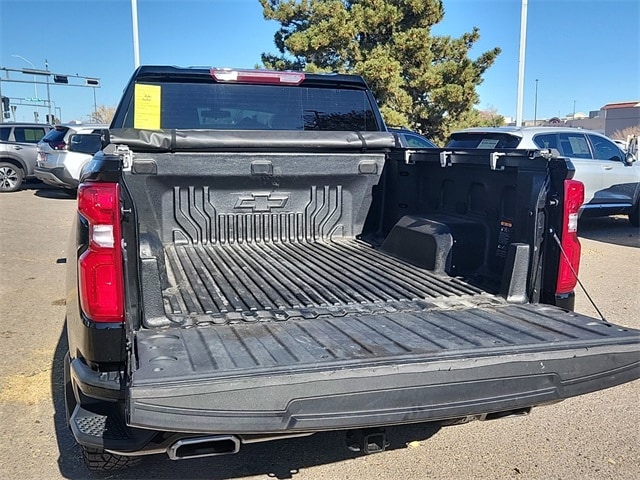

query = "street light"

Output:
[[11, 55, 38, 100], [12, 55, 40, 121]]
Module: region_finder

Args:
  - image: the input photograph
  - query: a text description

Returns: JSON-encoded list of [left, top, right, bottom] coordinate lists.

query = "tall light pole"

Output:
[[516, 0, 529, 126], [534, 78, 539, 125], [131, 0, 141, 68]]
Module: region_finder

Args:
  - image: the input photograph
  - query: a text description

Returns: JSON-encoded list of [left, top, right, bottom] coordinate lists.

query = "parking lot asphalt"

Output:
[[0, 181, 638, 480]]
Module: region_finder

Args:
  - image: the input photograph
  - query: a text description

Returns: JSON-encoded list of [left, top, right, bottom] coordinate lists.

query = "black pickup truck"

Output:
[[64, 66, 640, 471]]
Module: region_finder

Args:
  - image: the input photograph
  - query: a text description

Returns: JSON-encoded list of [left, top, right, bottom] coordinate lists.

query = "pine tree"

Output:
[[260, 0, 501, 144]]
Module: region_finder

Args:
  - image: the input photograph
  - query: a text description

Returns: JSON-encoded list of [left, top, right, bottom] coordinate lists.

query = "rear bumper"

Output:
[[70, 357, 123, 402], [34, 166, 77, 189]]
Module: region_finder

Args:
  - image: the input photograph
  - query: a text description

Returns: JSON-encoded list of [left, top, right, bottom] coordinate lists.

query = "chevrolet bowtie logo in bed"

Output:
[[234, 193, 289, 212]]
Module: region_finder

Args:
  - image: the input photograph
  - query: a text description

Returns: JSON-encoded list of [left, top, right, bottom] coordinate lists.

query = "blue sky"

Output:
[[1, 0, 638, 123]]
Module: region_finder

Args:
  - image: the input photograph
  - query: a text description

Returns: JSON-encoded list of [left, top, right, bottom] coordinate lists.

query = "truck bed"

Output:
[[118, 145, 639, 435]]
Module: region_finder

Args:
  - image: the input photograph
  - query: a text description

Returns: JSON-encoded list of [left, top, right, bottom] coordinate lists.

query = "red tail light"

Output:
[[77, 183, 124, 322], [556, 179, 584, 295]]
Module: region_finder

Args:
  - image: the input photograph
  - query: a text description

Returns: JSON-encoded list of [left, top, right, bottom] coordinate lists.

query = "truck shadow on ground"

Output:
[[50, 328, 442, 480], [19, 180, 76, 199], [35, 187, 76, 200], [578, 216, 639, 248], [34, 188, 76, 200]]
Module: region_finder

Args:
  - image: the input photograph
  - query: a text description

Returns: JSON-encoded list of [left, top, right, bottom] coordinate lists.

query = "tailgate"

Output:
[[128, 303, 640, 433]]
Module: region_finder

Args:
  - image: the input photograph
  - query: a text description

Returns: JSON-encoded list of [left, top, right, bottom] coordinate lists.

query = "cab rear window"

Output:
[[446, 133, 522, 149], [119, 82, 379, 131]]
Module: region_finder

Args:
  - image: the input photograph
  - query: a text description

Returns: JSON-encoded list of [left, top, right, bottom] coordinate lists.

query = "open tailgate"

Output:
[[128, 303, 640, 433]]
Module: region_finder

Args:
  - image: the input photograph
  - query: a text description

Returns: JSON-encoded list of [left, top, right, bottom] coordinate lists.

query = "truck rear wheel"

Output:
[[0, 162, 24, 192], [81, 446, 141, 471]]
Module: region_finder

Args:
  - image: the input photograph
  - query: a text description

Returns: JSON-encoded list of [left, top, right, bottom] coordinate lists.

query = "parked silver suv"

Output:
[[35, 124, 107, 193], [446, 127, 640, 226], [0, 122, 51, 192]]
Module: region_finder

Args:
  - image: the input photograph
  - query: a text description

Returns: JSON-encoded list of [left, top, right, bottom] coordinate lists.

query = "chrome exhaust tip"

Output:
[[167, 435, 240, 460]]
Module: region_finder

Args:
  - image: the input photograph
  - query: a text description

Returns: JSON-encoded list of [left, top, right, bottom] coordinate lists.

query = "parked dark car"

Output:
[[389, 127, 437, 148]]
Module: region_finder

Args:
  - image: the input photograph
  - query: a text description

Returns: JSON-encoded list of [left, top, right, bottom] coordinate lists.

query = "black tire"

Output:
[[82, 446, 141, 471], [629, 201, 640, 228], [0, 161, 24, 192]]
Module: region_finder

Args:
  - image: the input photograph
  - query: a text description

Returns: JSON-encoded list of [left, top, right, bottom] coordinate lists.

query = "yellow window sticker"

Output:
[[134, 84, 161, 129]]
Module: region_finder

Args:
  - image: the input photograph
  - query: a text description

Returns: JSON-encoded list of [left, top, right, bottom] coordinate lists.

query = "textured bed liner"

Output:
[[156, 239, 497, 325]]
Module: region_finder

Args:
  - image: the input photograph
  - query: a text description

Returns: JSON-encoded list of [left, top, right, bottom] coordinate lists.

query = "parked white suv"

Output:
[[446, 127, 640, 226], [35, 124, 107, 193]]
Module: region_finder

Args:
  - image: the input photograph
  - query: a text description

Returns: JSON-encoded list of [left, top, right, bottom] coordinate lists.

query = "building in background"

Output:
[[598, 102, 640, 137], [512, 101, 640, 138]]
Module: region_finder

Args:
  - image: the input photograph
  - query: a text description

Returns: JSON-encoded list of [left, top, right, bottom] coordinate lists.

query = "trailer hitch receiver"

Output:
[[345, 428, 389, 454]]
